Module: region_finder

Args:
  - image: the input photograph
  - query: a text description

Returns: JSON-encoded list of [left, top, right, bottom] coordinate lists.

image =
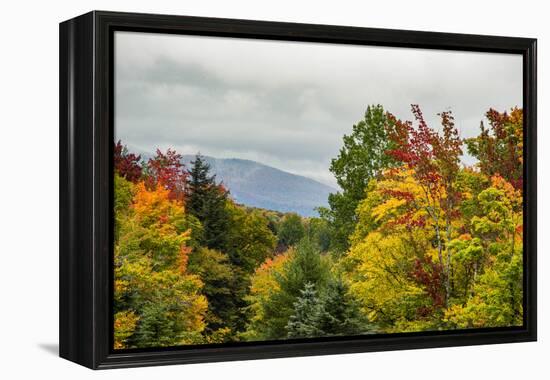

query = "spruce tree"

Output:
[[285, 278, 367, 339], [186, 154, 230, 250], [286, 283, 325, 338], [317, 277, 366, 336], [259, 238, 330, 339]]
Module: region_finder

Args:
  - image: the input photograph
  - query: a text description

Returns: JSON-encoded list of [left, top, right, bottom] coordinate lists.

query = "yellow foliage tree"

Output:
[[114, 177, 208, 348], [241, 250, 294, 340]]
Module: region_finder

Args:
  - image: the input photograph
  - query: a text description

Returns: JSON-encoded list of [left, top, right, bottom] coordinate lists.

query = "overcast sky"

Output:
[[114, 31, 522, 188]]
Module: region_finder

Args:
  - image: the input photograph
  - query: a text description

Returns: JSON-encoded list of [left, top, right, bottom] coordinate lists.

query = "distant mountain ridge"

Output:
[[181, 155, 335, 217]]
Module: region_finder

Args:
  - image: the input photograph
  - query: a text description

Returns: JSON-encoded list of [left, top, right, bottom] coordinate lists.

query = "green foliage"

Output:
[[445, 251, 523, 328], [245, 238, 331, 339], [186, 154, 231, 250], [278, 238, 331, 300], [239, 251, 292, 341], [114, 310, 139, 349], [341, 107, 523, 333], [316, 277, 368, 336], [286, 283, 325, 338], [225, 202, 277, 272], [318, 191, 358, 254], [202, 202, 277, 336], [454, 168, 491, 222], [187, 247, 235, 334], [330, 105, 396, 198], [114, 174, 135, 242], [114, 174, 134, 214], [131, 293, 204, 348], [287, 278, 367, 338], [114, 104, 524, 347], [277, 213, 305, 249], [444, 175, 523, 328], [343, 230, 435, 331], [305, 217, 331, 252], [115, 255, 207, 348], [114, 181, 207, 348], [322, 105, 396, 253]]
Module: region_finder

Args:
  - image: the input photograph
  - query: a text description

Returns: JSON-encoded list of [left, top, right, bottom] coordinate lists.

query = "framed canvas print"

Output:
[[59, 11, 537, 369]]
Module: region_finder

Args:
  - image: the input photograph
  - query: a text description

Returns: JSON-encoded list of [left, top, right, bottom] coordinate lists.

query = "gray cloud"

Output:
[[115, 32, 522, 187]]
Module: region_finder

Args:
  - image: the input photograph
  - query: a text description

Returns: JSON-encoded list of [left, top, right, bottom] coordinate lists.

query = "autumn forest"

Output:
[[114, 104, 523, 349]]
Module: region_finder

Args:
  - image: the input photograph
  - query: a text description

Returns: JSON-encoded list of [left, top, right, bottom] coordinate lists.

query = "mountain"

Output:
[[182, 155, 336, 217]]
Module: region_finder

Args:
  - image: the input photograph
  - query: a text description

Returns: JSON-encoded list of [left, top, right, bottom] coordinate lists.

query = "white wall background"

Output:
[[0, 0, 546, 378]]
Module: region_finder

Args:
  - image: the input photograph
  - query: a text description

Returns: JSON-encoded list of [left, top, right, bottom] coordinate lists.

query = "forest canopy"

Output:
[[113, 104, 523, 348]]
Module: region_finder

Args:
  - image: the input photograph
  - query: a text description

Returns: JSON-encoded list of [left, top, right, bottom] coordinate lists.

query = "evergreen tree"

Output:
[[186, 154, 230, 250], [253, 238, 331, 339], [317, 277, 366, 336], [286, 278, 367, 339], [286, 283, 325, 338]]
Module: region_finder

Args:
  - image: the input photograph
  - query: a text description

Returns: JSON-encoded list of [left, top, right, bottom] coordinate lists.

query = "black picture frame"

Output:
[[59, 10, 537, 369]]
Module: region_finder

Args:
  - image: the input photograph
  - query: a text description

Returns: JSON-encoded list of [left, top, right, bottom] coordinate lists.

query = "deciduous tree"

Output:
[[144, 148, 188, 201], [277, 213, 305, 249], [466, 108, 523, 189], [114, 141, 142, 183], [321, 105, 396, 253]]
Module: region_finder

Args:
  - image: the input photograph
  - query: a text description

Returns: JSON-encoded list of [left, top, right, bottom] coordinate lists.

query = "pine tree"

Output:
[[186, 154, 230, 250]]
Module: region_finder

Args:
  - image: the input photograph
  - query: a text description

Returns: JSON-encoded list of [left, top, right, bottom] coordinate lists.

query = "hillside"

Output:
[[182, 155, 335, 217]]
